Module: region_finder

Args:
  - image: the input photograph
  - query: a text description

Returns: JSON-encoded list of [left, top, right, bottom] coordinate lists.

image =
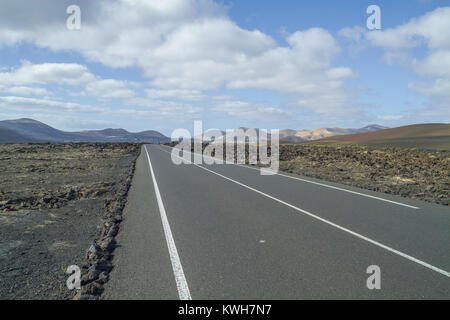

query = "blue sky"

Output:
[[0, 0, 449, 135]]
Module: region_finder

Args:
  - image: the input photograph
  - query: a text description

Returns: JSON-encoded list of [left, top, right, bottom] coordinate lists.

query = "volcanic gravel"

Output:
[[0, 143, 140, 299], [278, 144, 449, 206]]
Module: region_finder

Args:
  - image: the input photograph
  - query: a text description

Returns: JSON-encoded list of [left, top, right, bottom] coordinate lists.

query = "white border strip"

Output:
[[144, 146, 192, 300], [159, 146, 450, 279], [163, 145, 419, 210]]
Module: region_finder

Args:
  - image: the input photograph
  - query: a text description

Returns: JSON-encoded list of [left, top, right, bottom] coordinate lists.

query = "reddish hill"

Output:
[[310, 123, 450, 150]]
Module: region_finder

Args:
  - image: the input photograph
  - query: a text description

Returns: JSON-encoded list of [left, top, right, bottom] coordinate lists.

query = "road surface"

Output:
[[103, 144, 450, 299]]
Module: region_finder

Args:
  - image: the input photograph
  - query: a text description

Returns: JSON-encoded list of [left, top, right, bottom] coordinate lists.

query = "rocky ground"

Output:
[[278, 144, 449, 206], [0, 143, 140, 300]]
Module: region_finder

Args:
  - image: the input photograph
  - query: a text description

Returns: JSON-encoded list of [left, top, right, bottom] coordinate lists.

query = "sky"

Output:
[[0, 0, 449, 135]]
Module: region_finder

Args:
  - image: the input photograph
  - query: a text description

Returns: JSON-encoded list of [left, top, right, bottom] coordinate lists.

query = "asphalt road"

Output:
[[103, 144, 450, 299]]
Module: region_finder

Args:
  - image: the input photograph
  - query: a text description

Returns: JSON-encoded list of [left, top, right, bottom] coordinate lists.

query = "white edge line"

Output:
[[144, 146, 192, 300], [158, 146, 450, 279], [238, 164, 420, 210], [162, 145, 419, 210]]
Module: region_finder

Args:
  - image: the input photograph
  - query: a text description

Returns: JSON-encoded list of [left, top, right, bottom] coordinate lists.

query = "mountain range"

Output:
[[313, 123, 450, 150], [202, 125, 388, 143], [0, 119, 171, 144], [0, 119, 389, 144], [278, 125, 388, 142]]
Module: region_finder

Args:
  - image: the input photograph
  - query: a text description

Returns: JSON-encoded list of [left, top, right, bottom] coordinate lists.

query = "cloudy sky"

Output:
[[0, 0, 449, 134]]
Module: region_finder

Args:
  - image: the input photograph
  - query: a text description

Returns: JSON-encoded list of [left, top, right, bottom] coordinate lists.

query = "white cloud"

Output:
[[366, 7, 450, 52], [145, 88, 205, 101], [0, 85, 49, 96], [212, 100, 292, 122], [326, 67, 357, 80], [338, 26, 366, 43], [124, 97, 203, 117], [0, 0, 359, 122], [377, 115, 404, 121], [0, 95, 203, 122], [0, 61, 139, 101], [84, 79, 136, 100], [409, 79, 450, 97], [340, 7, 450, 70], [0, 60, 95, 85], [19, 113, 120, 131], [0, 95, 101, 114], [343, 7, 450, 75], [412, 50, 450, 78], [340, 7, 450, 121]]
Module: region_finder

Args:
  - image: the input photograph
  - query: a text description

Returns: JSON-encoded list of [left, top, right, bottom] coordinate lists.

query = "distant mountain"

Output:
[[0, 118, 77, 142], [202, 128, 271, 143], [355, 124, 387, 133], [279, 125, 388, 142], [0, 126, 41, 143], [0, 118, 170, 144], [313, 123, 450, 150], [201, 125, 388, 143], [0, 119, 389, 144], [279, 129, 298, 141], [134, 130, 169, 141]]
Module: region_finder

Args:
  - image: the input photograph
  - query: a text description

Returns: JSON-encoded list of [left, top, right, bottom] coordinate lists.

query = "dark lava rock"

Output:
[[81, 281, 104, 295], [78, 294, 100, 300], [98, 237, 116, 251]]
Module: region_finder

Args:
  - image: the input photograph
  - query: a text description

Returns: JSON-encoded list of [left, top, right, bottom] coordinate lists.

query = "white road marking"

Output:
[[236, 164, 420, 210], [158, 146, 450, 279], [144, 146, 192, 300], [161, 145, 420, 209]]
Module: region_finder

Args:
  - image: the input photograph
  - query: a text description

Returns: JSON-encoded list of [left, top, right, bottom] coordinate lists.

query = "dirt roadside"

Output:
[[278, 144, 449, 206], [0, 143, 140, 299]]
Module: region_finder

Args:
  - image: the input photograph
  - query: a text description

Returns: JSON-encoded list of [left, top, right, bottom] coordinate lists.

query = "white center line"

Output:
[[158, 146, 450, 279], [144, 146, 192, 300], [160, 145, 419, 209]]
